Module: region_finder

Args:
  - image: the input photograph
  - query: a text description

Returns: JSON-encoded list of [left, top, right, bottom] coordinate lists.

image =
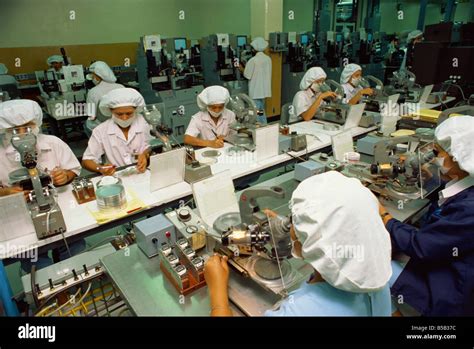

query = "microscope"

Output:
[[224, 93, 260, 151], [213, 186, 312, 296], [8, 128, 67, 239], [316, 79, 351, 125]]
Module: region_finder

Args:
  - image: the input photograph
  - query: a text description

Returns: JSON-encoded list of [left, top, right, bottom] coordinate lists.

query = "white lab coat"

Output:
[[0, 134, 81, 185], [341, 83, 363, 104], [292, 89, 324, 122], [86, 81, 124, 120], [185, 109, 236, 141], [243, 52, 272, 99], [82, 115, 151, 167]]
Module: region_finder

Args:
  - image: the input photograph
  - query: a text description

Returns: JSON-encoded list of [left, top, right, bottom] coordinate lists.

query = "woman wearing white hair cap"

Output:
[[292, 67, 337, 121], [239, 37, 272, 124], [84, 61, 124, 134], [379, 116, 474, 316], [184, 85, 236, 148], [204, 171, 393, 316], [340, 63, 374, 104], [0, 99, 80, 195], [82, 88, 151, 175]]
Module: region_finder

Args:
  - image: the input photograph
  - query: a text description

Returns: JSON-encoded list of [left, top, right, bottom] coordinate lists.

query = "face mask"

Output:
[[92, 77, 100, 85], [208, 109, 223, 118], [113, 115, 135, 128], [434, 156, 452, 175], [352, 77, 361, 87], [31, 126, 40, 136], [311, 82, 321, 93]]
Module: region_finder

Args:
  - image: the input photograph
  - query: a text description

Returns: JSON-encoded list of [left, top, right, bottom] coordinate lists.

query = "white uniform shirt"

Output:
[[292, 89, 323, 121], [185, 109, 236, 141], [0, 134, 81, 185], [243, 52, 272, 99], [86, 81, 124, 120], [82, 115, 151, 167], [342, 83, 363, 104]]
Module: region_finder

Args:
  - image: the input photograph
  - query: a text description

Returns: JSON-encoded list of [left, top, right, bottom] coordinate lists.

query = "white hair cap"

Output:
[[340, 63, 362, 84], [299, 67, 327, 90], [435, 115, 474, 176], [290, 171, 392, 293], [99, 88, 145, 117], [0, 99, 43, 129], [196, 85, 230, 110], [86, 61, 117, 83]]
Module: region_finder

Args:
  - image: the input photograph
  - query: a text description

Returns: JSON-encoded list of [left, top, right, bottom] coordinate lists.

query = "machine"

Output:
[[224, 93, 260, 151], [384, 69, 424, 103], [37, 64, 87, 120], [7, 128, 66, 239], [212, 186, 311, 296], [200, 34, 250, 96], [316, 79, 351, 125], [137, 34, 205, 143]]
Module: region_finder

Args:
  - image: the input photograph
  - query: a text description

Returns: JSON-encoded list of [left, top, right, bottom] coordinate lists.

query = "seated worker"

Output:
[[0, 99, 80, 192], [292, 67, 337, 122], [184, 86, 236, 149], [205, 171, 393, 316], [46, 55, 65, 78], [379, 116, 474, 316], [85, 61, 124, 135], [0, 99, 84, 271], [340, 63, 374, 105], [82, 88, 151, 176]]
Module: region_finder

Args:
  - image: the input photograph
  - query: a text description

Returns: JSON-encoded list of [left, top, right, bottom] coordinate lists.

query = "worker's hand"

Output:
[[262, 209, 278, 218], [136, 152, 149, 173], [420, 163, 434, 181], [0, 186, 23, 197], [360, 88, 374, 96], [319, 91, 338, 100], [208, 138, 224, 148], [50, 168, 69, 186], [204, 254, 229, 291], [99, 164, 116, 176], [378, 201, 393, 226]]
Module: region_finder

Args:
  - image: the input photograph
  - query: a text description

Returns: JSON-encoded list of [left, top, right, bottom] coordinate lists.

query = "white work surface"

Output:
[[0, 122, 376, 259], [195, 121, 377, 180]]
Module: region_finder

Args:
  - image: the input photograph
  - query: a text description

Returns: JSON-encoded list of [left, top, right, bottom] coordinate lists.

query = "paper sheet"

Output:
[[255, 124, 279, 162], [0, 192, 36, 241], [344, 103, 366, 130], [192, 170, 239, 227], [149, 148, 185, 192], [332, 130, 354, 161], [87, 189, 147, 225]]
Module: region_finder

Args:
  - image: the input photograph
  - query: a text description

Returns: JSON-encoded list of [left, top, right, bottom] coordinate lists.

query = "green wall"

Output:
[[283, 0, 315, 32], [0, 0, 251, 48]]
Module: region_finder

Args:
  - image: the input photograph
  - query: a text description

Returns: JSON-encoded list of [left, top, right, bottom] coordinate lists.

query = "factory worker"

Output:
[[340, 63, 374, 105], [85, 61, 124, 134], [400, 29, 423, 71], [0, 100, 81, 195], [292, 67, 337, 122], [379, 116, 474, 316], [82, 88, 151, 175], [184, 86, 236, 149], [46, 55, 65, 77], [241, 37, 272, 124], [205, 171, 393, 316]]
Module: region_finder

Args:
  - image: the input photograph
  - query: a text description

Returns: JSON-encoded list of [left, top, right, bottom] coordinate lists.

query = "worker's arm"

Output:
[[301, 91, 337, 121], [204, 255, 233, 317], [81, 159, 116, 176], [136, 147, 151, 173], [50, 168, 77, 186], [183, 134, 223, 149], [380, 201, 474, 261], [348, 88, 374, 105], [0, 186, 23, 197]]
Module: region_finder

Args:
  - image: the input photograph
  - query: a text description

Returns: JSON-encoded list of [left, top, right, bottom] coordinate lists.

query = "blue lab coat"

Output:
[[386, 186, 474, 316]]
